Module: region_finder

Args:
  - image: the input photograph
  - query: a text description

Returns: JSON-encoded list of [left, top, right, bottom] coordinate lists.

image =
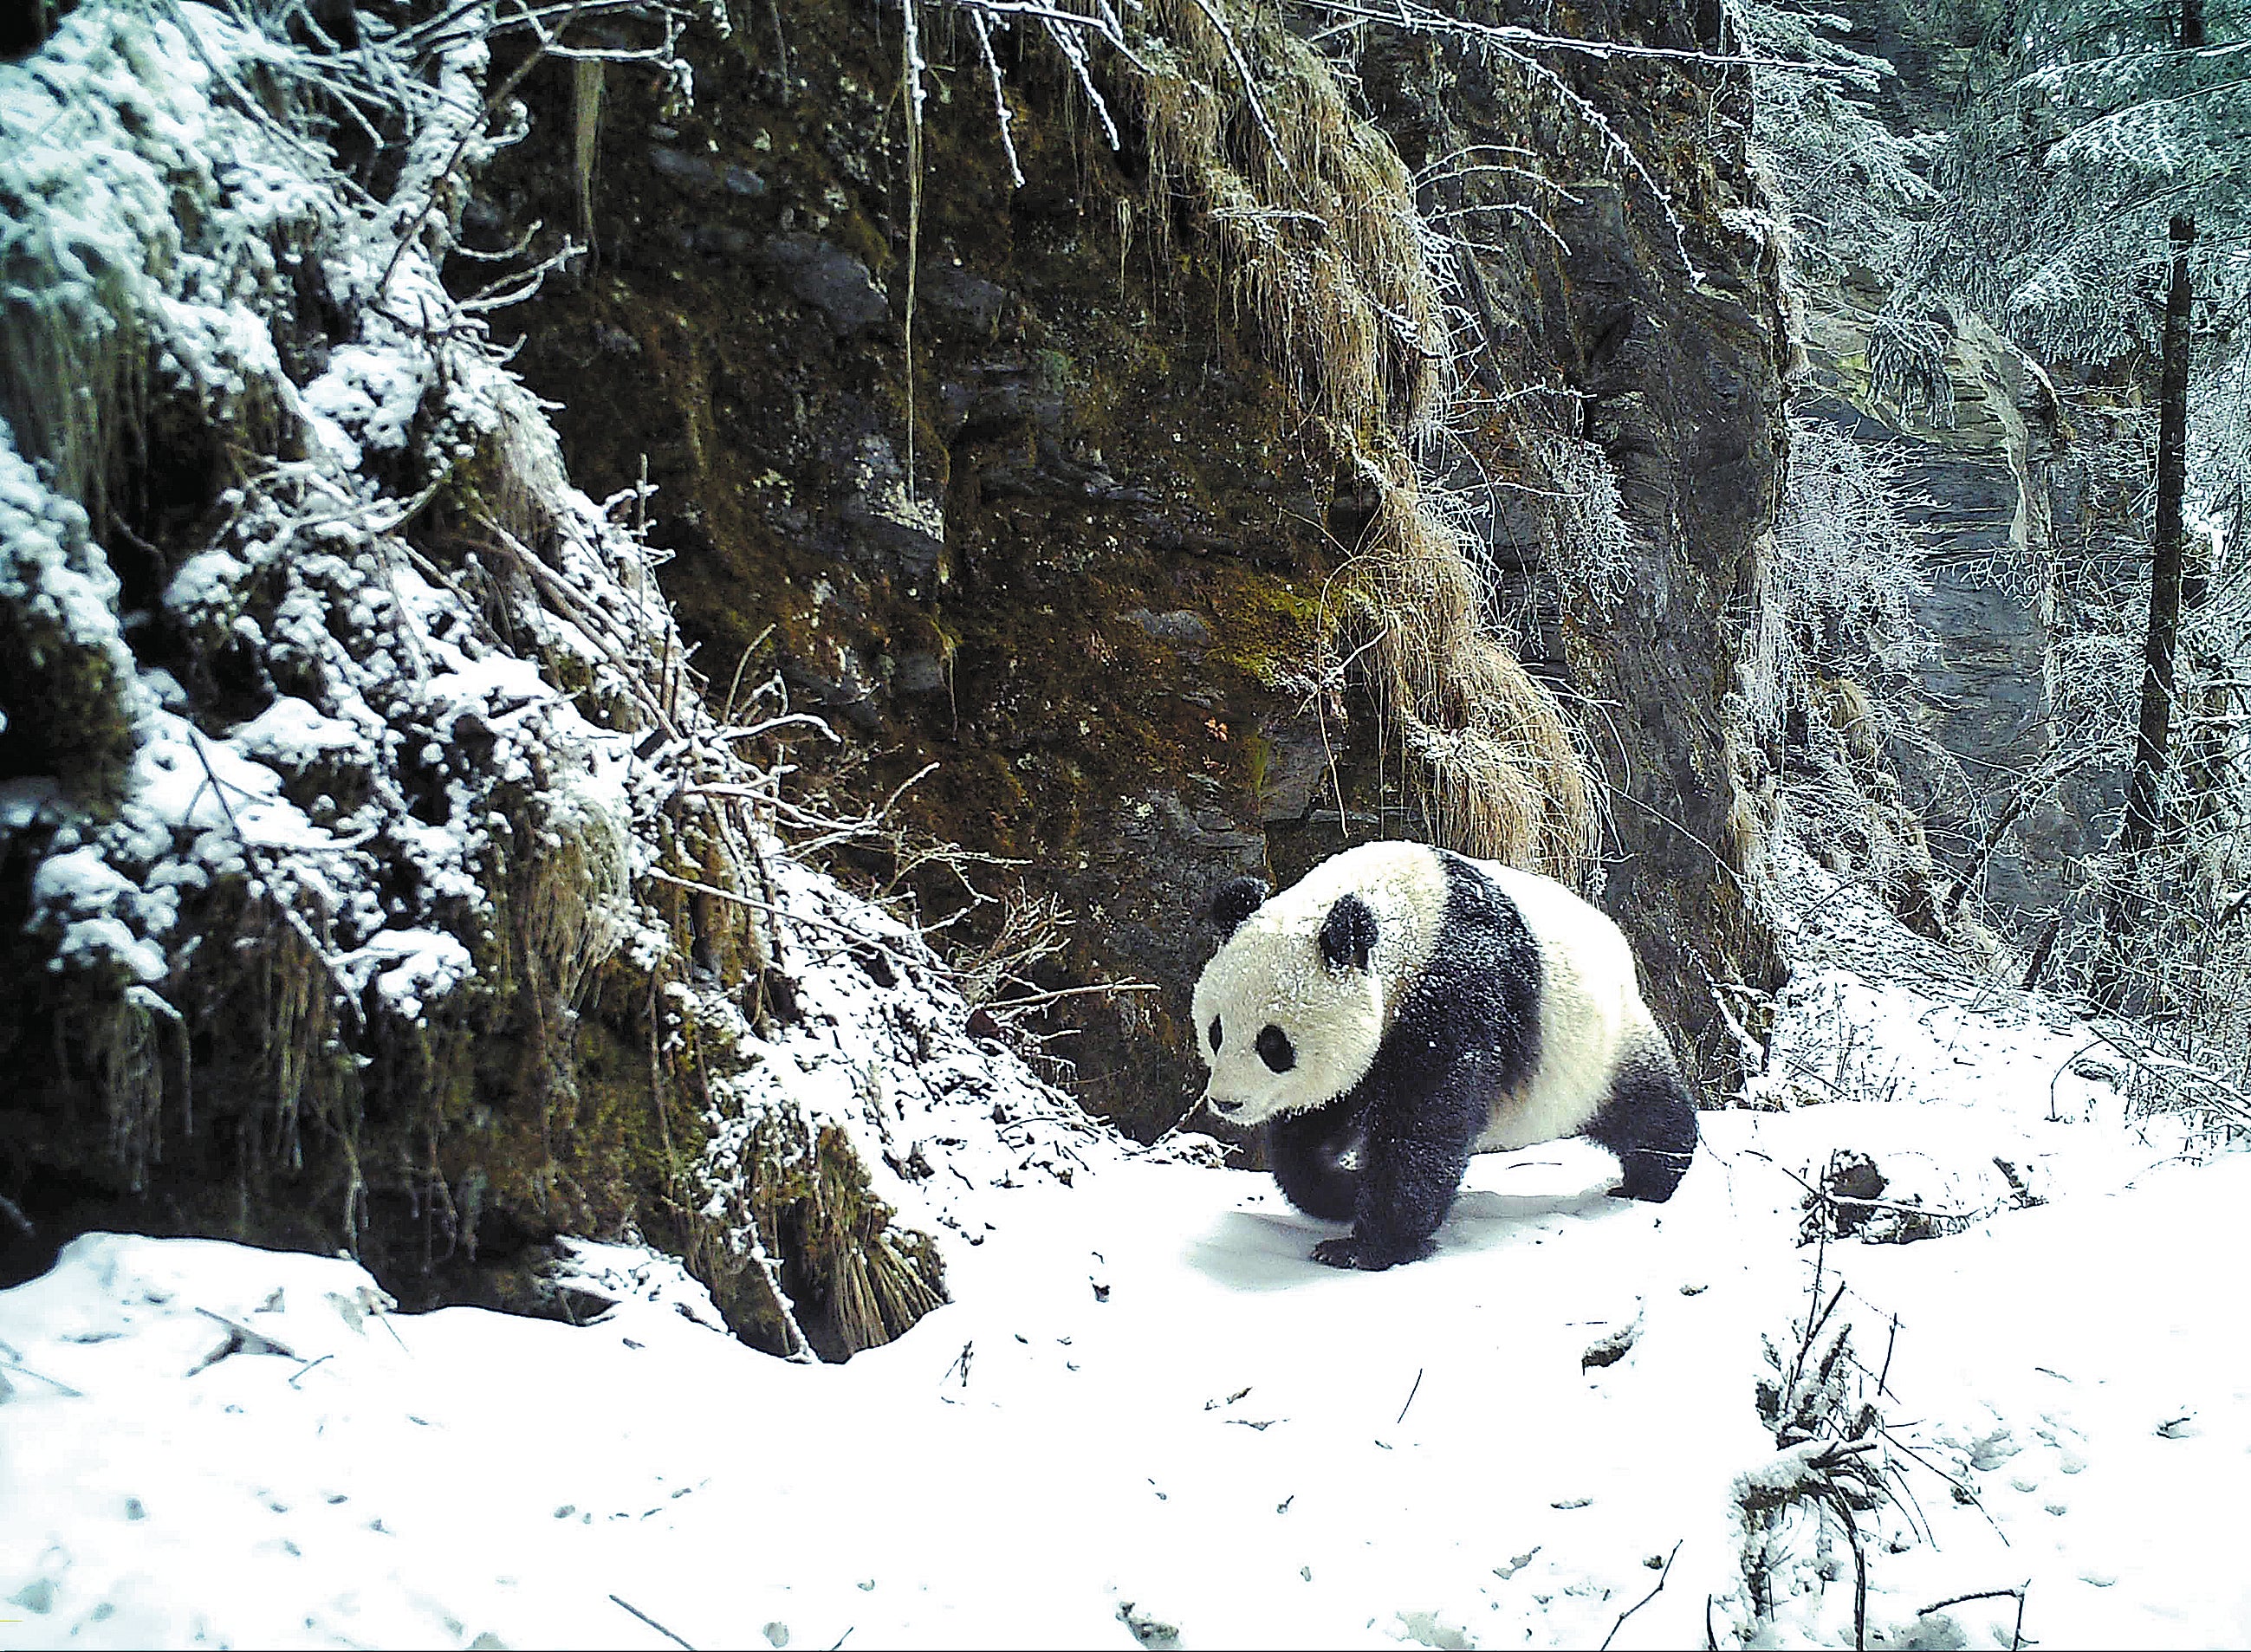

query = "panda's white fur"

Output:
[[1469, 859, 1660, 1151], [1193, 840, 1668, 1150]]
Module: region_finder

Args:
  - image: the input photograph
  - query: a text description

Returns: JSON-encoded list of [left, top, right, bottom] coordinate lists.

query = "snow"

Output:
[[27, 847, 168, 984], [230, 700, 366, 772], [6, 864, 2249, 1649], [301, 346, 438, 470]]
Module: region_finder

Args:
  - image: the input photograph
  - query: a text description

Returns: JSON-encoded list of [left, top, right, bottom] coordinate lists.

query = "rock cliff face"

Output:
[[1796, 280, 2123, 928], [1355, 16, 1794, 1053], [480, 0, 1792, 1129]]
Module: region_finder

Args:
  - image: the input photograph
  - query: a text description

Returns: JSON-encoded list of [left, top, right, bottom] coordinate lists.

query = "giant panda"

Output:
[[1192, 839, 1697, 1271]]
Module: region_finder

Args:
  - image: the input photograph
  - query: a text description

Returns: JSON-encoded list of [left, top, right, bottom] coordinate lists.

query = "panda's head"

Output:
[[1191, 873, 1385, 1125]]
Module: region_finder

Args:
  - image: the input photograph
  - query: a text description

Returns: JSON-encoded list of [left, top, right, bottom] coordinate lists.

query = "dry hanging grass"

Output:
[[1361, 459, 1592, 870], [1116, 0, 1595, 879]]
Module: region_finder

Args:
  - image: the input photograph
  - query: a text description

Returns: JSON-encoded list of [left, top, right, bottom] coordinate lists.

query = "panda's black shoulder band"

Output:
[[1320, 891, 1378, 972], [1208, 875, 1268, 937]]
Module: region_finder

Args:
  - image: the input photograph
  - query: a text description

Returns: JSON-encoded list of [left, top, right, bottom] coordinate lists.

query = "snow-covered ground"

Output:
[[4, 852, 2247, 1651]]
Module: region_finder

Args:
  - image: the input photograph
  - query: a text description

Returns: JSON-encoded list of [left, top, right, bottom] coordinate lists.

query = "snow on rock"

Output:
[[1, 3, 652, 1021], [27, 846, 169, 984], [702, 847, 1138, 1256]]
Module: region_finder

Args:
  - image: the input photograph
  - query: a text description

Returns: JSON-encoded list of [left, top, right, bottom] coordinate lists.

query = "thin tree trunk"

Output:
[[2119, 213, 2196, 865], [2099, 212, 2196, 1007], [2021, 912, 2064, 992]]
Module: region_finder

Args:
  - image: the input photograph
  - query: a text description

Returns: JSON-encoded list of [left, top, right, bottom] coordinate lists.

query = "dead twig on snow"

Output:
[[1601, 1539, 1682, 1651]]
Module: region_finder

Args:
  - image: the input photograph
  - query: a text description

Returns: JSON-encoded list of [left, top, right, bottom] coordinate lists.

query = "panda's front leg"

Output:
[[1266, 1101, 1362, 1221], [1310, 1059, 1489, 1271]]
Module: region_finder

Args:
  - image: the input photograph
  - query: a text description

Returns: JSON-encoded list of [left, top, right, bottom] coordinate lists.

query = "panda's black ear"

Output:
[[1208, 875, 1268, 938], [1320, 893, 1378, 972]]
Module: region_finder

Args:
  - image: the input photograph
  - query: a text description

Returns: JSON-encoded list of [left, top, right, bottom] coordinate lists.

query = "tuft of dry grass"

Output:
[[1132, 0, 1445, 442], [1357, 452, 1592, 869]]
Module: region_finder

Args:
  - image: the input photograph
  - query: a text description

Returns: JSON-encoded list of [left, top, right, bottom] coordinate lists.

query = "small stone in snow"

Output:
[[1395, 1609, 1475, 1649], [125, 1497, 146, 1520], [763, 1623, 790, 1648], [1550, 1497, 1592, 1511], [1492, 1547, 1540, 1580], [1117, 1602, 1182, 1650], [10, 1578, 55, 1615]]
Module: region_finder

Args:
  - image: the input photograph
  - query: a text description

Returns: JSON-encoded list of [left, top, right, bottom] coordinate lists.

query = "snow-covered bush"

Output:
[[0, 0, 1107, 1360]]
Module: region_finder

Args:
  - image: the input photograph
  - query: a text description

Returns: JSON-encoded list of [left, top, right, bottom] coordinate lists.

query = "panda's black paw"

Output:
[[1311, 1237, 1379, 1269], [1311, 1235, 1433, 1271]]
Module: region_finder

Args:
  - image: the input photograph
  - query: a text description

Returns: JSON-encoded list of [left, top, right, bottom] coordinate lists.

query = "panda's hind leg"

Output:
[[1584, 1051, 1699, 1202]]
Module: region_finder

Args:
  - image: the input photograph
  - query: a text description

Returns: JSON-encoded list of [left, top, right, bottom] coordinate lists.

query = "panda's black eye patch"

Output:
[[1209, 1016, 1223, 1053], [1256, 1024, 1294, 1073]]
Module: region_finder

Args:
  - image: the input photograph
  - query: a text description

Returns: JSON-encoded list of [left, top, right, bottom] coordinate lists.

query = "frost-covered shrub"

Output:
[[1770, 418, 1930, 689], [1525, 430, 1634, 618], [1744, 414, 1943, 921], [1742, 0, 1937, 285], [1866, 303, 1956, 428]]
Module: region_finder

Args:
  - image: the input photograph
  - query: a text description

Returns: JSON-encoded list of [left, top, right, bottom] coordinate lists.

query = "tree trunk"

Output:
[[2099, 212, 2195, 1007]]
